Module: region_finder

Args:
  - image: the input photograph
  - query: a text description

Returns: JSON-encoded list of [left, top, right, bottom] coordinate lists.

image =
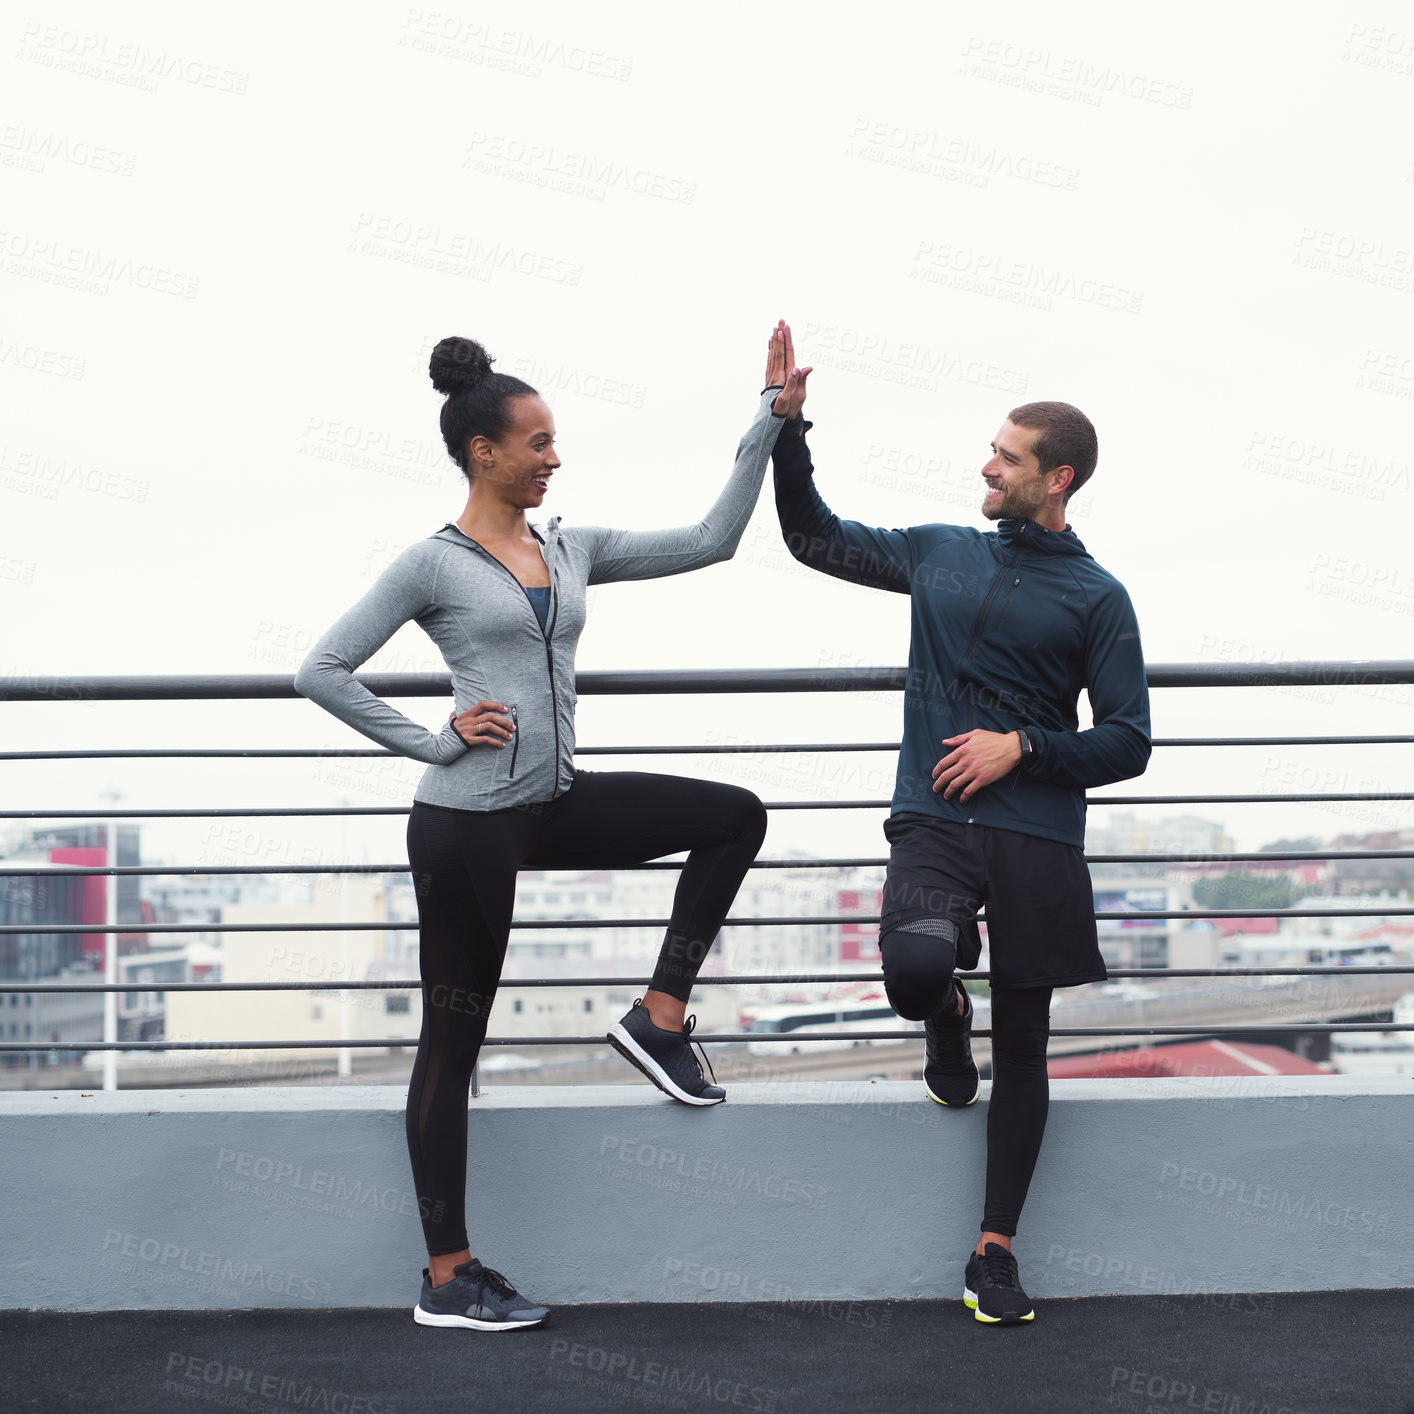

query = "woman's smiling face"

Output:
[[473, 395, 560, 506]]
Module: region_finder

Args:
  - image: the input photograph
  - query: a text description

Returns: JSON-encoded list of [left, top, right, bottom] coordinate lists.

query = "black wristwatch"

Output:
[[1016, 728, 1035, 763]]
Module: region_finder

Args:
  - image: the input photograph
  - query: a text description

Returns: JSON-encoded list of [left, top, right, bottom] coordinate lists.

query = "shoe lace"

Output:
[[979, 1248, 1019, 1290], [471, 1264, 518, 1301], [682, 1013, 717, 1086]]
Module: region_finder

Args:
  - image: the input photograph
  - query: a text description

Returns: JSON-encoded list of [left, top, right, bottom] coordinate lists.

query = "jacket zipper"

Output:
[[990, 575, 1022, 634], [542, 577, 562, 798], [457, 533, 563, 799], [955, 544, 1025, 731]]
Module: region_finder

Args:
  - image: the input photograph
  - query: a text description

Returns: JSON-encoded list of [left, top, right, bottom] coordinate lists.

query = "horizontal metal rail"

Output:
[[5, 661, 1414, 702], [4, 964, 1413, 994], [5, 1021, 1414, 1054], [6, 848, 1414, 880], [5, 905, 1414, 938], [6, 791, 1414, 821], [7, 733, 1414, 763]]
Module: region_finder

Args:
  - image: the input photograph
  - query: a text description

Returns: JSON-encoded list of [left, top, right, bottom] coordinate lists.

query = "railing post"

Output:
[[102, 822, 118, 1092]]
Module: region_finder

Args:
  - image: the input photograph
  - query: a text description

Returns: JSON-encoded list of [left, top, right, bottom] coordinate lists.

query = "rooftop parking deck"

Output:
[[6, 1289, 1414, 1414]]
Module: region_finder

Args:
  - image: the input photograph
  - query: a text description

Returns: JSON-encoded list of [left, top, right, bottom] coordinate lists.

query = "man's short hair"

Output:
[[1007, 401, 1097, 502]]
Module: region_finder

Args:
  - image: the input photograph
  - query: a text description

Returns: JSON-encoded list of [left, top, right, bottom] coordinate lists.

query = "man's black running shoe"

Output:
[[413, 1257, 550, 1331], [924, 978, 980, 1107], [963, 1243, 1035, 1324], [607, 999, 725, 1105]]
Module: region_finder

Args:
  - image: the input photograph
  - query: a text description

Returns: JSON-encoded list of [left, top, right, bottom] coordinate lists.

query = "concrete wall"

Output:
[[2, 1077, 1410, 1311]]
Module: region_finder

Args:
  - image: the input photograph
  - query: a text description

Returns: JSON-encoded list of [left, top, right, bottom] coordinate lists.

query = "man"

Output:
[[772, 360, 1150, 1325]]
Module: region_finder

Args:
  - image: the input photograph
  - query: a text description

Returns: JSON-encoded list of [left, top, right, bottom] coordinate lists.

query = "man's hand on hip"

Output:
[[932, 729, 1023, 802]]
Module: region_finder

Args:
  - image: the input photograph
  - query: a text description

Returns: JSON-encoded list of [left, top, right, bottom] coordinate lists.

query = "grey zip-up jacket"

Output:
[[293, 386, 787, 810]]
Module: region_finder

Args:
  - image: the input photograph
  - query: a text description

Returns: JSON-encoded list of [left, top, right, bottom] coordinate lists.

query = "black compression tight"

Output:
[[880, 932, 1053, 1238], [981, 985, 1053, 1238], [403, 769, 768, 1256]]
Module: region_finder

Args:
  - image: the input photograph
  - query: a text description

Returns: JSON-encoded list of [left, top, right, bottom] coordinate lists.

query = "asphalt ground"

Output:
[[4, 1289, 1413, 1414]]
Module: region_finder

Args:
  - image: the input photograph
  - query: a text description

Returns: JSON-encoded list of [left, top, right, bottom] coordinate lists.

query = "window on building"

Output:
[[583, 998, 593, 1013], [513, 999, 523, 1013], [311, 1005, 323, 1021], [385, 994, 411, 1014]]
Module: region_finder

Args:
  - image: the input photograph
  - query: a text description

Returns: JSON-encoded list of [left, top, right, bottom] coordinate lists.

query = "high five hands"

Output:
[[765, 320, 812, 420]]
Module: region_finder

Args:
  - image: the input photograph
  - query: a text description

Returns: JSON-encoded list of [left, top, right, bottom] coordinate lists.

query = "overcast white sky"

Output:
[[5, 1, 1414, 871]]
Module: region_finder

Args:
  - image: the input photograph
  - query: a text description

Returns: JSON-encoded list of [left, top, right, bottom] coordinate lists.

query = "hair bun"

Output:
[[429, 336, 495, 396]]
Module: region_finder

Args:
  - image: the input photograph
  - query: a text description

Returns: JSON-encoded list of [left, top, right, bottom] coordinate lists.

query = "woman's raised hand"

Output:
[[765, 319, 812, 420]]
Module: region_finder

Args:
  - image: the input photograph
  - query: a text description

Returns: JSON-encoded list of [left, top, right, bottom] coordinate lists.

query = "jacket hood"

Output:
[[996, 516, 1090, 558]]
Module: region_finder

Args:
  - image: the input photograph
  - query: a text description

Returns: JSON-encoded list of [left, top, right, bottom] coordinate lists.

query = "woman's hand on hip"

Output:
[[449, 701, 515, 748]]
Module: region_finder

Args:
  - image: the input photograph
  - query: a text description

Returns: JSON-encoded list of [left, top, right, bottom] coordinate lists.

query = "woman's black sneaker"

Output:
[[963, 1243, 1035, 1324], [924, 979, 980, 1107], [413, 1257, 550, 1331], [607, 999, 726, 1105]]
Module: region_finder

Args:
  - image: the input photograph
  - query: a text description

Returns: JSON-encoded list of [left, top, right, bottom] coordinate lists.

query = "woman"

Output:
[[293, 322, 810, 1331]]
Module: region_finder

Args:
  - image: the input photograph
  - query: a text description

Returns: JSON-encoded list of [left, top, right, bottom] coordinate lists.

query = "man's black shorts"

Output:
[[880, 812, 1108, 990]]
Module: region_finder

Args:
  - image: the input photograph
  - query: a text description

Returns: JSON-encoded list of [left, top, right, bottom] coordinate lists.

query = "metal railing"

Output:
[[3, 665, 1414, 1075]]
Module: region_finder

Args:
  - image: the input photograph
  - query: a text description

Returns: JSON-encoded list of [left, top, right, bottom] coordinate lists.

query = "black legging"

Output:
[[880, 931, 1053, 1238], [404, 769, 768, 1256]]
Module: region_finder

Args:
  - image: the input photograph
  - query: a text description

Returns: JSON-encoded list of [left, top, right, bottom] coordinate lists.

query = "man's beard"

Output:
[[982, 476, 1048, 521]]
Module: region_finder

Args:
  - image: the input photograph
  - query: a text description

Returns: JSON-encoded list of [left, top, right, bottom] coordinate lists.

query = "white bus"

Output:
[[1328, 1030, 1414, 1079], [741, 999, 940, 1056]]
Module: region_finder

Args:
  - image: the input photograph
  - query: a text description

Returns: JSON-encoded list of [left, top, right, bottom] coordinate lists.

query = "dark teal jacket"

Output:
[[773, 418, 1151, 847]]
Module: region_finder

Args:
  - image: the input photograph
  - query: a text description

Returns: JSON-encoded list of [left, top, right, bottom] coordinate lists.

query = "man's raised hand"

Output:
[[765, 319, 812, 420]]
